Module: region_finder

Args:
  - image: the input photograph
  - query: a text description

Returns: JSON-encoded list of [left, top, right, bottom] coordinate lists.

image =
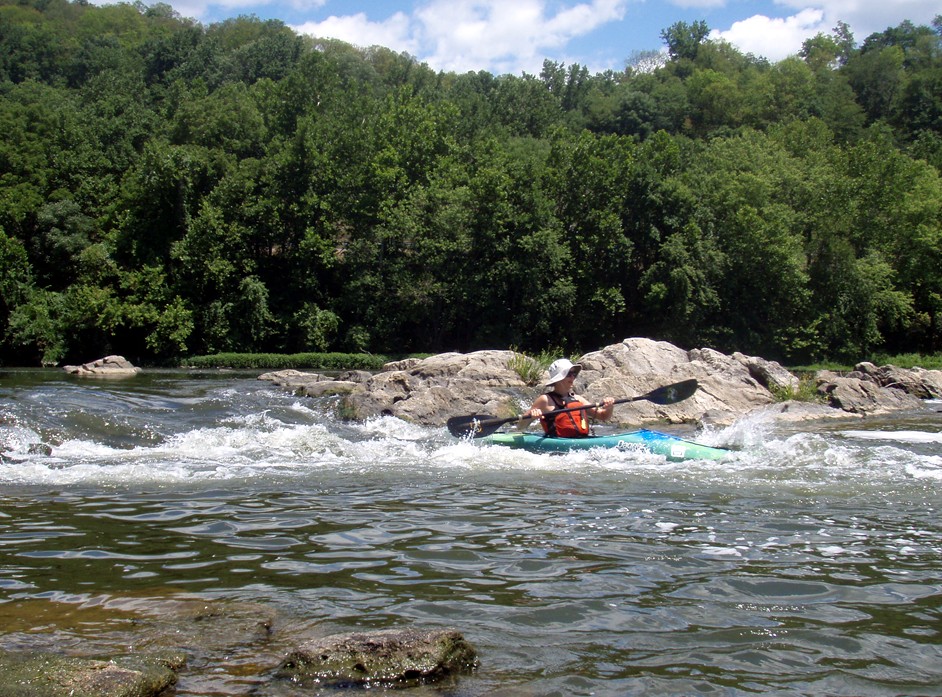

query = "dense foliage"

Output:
[[1, 0, 940, 366]]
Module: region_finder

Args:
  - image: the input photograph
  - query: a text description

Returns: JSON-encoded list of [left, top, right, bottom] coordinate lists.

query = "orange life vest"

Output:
[[542, 392, 590, 438]]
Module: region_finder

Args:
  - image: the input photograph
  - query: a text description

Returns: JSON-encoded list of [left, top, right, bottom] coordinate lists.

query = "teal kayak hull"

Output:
[[480, 428, 730, 461]]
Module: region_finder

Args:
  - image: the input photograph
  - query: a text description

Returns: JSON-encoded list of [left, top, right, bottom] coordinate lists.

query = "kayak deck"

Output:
[[480, 428, 730, 461]]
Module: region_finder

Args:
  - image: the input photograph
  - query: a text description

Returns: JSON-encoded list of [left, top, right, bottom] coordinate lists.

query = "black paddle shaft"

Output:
[[446, 378, 699, 439]]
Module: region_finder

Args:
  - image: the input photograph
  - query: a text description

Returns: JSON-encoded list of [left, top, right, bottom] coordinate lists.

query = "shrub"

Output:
[[769, 373, 824, 403], [509, 346, 567, 386]]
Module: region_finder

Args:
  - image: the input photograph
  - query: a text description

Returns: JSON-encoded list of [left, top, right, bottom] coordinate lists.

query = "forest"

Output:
[[1, 0, 941, 366]]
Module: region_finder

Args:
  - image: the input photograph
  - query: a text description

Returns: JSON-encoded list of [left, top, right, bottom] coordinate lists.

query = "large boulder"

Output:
[[275, 627, 477, 689], [577, 340, 778, 425], [815, 371, 926, 414], [849, 362, 942, 399], [337, 350, 528, 425]]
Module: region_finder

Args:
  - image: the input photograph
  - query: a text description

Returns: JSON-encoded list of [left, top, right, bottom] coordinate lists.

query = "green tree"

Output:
[[661, 20, 710, 62]]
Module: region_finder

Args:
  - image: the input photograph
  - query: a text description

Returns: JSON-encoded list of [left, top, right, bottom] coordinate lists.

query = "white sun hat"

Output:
[[546, 358, 582, 385]]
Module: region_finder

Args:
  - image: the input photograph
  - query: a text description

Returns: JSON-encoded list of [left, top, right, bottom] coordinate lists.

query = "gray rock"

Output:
[[911, 366, 942, 398], [852, 362, 942, 399], [815, 374, 925, 414], [336, 350, 527, 424], [63, 356, 141, 377], [275, 627, 477, 689], [732, 352, 799, 393]]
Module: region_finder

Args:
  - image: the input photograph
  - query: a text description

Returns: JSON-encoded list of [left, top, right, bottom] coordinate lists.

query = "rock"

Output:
[[334, 350, 527, 424], [259, 370, 370, 398], [731, 352, 799, 393], [747, 401, 863, 423], [275, 627, 477, 689], [815, 373, 925, 414], [852, 362, 942, 399], [574, 340, 776, 426], [0, 649, 179, 697], [129, 599, 275, 655], [259, 339, 942, 428], [63, 356, 141, 377]]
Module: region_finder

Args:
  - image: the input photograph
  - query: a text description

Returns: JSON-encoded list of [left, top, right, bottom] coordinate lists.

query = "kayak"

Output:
[[480, 428, 730, 461]]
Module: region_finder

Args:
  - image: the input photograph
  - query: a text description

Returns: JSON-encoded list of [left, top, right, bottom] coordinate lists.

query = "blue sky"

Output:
[[154, 0, 939, 75]]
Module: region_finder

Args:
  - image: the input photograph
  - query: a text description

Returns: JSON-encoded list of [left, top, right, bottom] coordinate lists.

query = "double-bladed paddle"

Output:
[[447, 378, 699, 439]]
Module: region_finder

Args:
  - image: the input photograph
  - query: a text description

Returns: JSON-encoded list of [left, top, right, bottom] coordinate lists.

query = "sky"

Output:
[[148, 0, 940, 76]]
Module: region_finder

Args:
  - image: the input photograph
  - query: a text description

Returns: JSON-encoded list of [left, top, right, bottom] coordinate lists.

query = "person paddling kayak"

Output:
[[517, 358, 615, 437]]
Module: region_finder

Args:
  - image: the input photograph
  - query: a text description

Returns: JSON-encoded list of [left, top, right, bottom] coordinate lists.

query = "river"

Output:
[[1, 369, 941, 696]]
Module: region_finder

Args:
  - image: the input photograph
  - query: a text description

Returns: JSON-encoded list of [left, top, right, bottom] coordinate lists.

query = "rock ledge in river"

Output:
[[63, 355, 141, 377], [258, 338, 942, 428]]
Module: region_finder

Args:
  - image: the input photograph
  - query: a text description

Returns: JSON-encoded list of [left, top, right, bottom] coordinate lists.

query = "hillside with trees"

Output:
[[1, 0, 940, 365]]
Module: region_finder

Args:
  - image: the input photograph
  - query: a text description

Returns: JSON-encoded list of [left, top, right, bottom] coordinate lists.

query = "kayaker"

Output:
[[517, 358, 615, 437]]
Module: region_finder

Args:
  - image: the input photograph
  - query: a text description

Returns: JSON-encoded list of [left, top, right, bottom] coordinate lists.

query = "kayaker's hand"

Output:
[[523, 408, 542, 420], [594, 398, 615, 420]]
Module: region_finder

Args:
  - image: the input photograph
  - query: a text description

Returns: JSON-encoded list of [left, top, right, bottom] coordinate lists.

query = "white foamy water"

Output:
[[840, 429, 942, 444]]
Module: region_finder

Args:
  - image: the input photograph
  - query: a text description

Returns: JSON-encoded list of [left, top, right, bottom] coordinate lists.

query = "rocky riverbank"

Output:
[[259, 338, 942, 428]]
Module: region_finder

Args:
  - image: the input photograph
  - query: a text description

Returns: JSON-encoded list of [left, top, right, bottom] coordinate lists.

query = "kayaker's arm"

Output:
[[517, 395, 551, 430]]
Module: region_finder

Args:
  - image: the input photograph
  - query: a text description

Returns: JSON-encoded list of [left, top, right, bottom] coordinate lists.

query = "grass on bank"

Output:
[[181, 352, 410, 371], [787, 353, 942, 372]]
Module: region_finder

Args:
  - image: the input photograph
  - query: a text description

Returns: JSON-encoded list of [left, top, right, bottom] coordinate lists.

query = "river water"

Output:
[[1, 369, 941, 696]]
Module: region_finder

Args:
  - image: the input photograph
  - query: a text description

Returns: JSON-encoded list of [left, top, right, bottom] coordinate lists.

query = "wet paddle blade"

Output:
[[640, 378, 698, 405], [446, 414, 508, 439]]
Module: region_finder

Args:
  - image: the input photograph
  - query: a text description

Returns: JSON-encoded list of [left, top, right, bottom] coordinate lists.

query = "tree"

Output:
[[660, 20, 710, 62]]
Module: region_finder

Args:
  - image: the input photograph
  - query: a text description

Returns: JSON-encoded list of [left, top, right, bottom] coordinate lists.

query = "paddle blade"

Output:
[[446, 414, 506, 439], [641, 378, 698, 405]]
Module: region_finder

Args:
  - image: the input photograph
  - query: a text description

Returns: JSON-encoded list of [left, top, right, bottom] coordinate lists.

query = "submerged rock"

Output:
[[0, 649, 180, 697], [276, 627, 478, 689]]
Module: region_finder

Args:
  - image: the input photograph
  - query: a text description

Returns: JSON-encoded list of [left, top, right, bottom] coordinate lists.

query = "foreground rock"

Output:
[[0, 598, 480, 695], [63, 355, 141, 377], [0, 599, 274, 697], [259, 338, 942, 428], [276, 627, 478, 689], [0, 650, 180, 697]]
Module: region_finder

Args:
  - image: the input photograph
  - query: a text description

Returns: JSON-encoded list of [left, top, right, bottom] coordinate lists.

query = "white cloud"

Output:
[[712, 8, 826, 61], [713, 0, 941, 63], [290, 0, 627, 74], [780, 0, 941, 39], [421, 0, 628, 74], [291, 11, 418, 54]]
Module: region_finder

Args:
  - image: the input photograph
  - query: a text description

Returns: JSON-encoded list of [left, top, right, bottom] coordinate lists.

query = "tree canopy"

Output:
[[1, 0, 941, 365]]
